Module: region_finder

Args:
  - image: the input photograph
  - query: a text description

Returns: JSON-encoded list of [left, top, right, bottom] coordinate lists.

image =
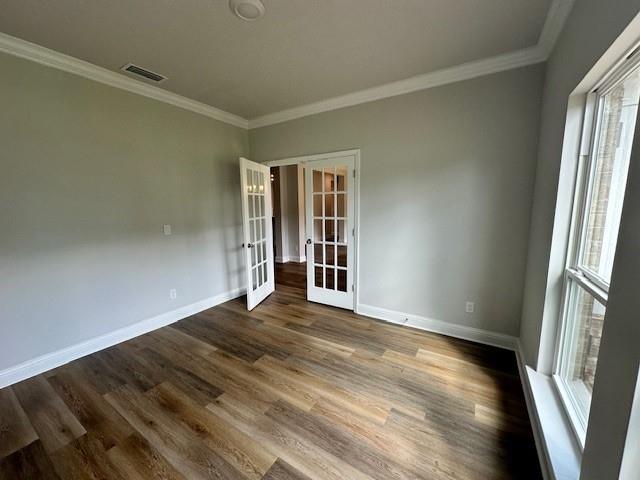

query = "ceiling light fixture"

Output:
[[229, 0, 265, 21]]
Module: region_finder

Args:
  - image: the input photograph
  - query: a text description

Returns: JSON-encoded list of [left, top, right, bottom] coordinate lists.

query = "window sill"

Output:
[[524, 366, 582, 480]]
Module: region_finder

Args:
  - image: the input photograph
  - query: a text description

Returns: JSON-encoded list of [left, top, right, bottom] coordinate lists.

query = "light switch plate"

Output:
[[163, 224, 172, 235]]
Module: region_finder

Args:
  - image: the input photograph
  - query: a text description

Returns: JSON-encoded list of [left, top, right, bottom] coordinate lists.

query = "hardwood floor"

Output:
[[0, 262, 541, 479]]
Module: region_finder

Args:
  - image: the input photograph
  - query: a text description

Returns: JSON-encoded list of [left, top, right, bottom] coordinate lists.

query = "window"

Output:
[[554, 58, 640, 444]]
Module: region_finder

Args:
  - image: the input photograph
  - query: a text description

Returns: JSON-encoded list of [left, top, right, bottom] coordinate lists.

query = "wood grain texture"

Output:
[[0, 262, 541, 479], [0, 388, 38, 458], [262, 459, 311, 480], [12, 375, 86, 453], [106, 432, 187, 480], [0, 440, 60, 480]]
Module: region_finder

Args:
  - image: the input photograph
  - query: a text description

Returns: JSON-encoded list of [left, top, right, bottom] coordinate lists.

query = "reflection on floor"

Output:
[[275, 260, 307, 290], [277, 260, 348, 293], [0, 265, 541, 479]]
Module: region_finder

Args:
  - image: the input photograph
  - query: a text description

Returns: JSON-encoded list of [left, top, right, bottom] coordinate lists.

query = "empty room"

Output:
[[1, 1, 640, 479]]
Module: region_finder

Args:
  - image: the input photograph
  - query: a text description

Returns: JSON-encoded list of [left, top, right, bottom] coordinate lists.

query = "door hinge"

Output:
[[352, 228, 355, 237], [353, 169, 356, 178], [351, 284, 354, 292]]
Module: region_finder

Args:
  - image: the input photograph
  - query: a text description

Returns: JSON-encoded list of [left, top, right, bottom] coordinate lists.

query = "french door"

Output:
[[239, 157, 274, 310], [305, 155, 355, 309]]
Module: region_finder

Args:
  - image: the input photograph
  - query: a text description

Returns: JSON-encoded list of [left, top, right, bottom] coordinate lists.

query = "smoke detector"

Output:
[[229, 0, 265, 21]]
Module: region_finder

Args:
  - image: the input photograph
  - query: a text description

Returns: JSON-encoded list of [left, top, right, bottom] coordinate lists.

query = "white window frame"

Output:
[[552, 51, 640, 447]]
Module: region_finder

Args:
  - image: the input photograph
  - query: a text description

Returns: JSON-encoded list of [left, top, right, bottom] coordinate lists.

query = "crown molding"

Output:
[[248, 0, 574, 129], [0, 0, 574, 131], [0, 32, 249, 129], [538, 0, 576, 57], [248, 45, 546, 129]]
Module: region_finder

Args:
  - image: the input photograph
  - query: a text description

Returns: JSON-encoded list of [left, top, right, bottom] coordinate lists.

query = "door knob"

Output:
[[306, 239, 312, 245], [247, 243, 254, 248]]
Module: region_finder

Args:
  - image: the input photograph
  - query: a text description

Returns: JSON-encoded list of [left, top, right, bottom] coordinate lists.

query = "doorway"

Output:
[[269, 164, 307, 295], [270, 164, 307, 292], [271, 164, 306, 265], [266, 150, 360, 311]]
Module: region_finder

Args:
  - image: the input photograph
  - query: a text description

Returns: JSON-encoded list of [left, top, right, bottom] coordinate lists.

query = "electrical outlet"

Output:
[[465, 301, 475, 313], [163, 224, 172, 235], [169, 289, 177, 300]]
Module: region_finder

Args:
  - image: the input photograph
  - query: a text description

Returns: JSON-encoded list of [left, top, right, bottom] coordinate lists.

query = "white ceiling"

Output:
[[0, 0, 552, 120]]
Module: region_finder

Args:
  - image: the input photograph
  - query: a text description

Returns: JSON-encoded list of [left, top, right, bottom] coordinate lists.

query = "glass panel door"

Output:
[[240, 157, 274, 310], [305, 156, 355, 309]]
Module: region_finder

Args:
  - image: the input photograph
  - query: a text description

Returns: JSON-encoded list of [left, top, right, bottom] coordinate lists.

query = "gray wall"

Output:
[[519, 0, 640, 368], [250, 64, 545, 337], [272, 167, 284, 260], [272, 164, 301, 262], [0, 52, 249, 372], [282, 164, 302, 261]]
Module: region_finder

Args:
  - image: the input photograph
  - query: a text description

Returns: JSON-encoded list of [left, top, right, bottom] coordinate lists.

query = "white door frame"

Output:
[[264, 149, 361, 312]]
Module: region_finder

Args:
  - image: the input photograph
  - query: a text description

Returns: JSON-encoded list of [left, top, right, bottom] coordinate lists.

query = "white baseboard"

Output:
[[356, 303, 554, 476], [276, 255, 306, 263], [0, 287, 246, 389], [356, 303, 517, 350]]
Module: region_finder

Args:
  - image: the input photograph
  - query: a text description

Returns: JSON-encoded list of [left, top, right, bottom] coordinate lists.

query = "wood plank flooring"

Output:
[[0, 262, 541, 479]]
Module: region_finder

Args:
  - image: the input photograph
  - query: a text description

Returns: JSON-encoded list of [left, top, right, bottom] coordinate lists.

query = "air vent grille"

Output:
[[120, 63, 167, 83]]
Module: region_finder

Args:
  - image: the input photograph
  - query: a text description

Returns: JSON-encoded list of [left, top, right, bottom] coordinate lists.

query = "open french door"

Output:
[[239, 157, 274, 310], [305, 154, 355, 309]]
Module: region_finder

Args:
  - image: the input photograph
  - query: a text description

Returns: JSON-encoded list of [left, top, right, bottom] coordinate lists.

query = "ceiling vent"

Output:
[[120, 63, 167, 83]]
